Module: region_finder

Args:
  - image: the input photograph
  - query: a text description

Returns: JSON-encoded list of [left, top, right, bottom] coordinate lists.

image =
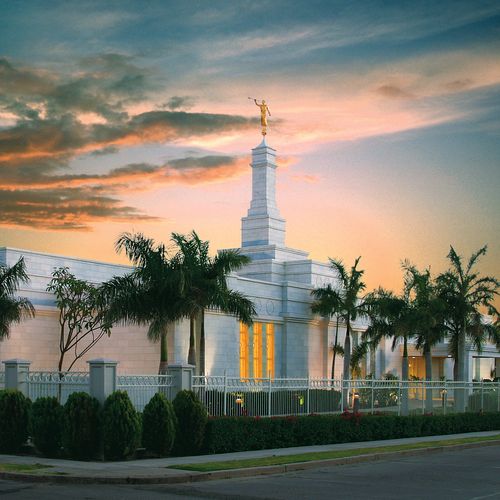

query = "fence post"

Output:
[[340, 376, 344, 413], [2, 359, 31, 397], [88, 359, 118, 405], [421, 381, 425, 415], [498, 381, 500, 413], [398, 380, 401, 416], [371, 379, 374, 415], [306, 376, 310, 415], [443, 380, 447, 416], [268, 375, 272, 417], [480, 381, 484, 411], [166, 363, 194, 402], [223, 370, 227, 416]]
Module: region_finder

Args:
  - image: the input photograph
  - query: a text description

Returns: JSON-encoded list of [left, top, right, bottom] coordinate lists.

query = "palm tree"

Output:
[[171, 231, 255, 375], [0, 257, 35, 339], [436, 245, 499, 410], [406, 265, 446, 412], [103, 233, 186, 374], [361, 265, 426, 416], [311, 257, 367, 408]]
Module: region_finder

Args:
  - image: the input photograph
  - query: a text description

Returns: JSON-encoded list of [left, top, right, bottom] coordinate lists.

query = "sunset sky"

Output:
[[1, 1, 499, 295]]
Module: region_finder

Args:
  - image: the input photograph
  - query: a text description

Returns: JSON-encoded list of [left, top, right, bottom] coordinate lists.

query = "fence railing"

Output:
[[117, 374, 173, 411], [192, 376, 500, 417], [28, 371, 90, 404], [3, 361, 499, 418]]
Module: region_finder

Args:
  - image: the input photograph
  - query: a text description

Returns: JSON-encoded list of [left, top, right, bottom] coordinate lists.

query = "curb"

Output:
[[1, 439, 499, 485]]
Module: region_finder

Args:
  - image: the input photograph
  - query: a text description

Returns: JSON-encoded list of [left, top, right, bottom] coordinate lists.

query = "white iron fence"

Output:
[[3, 367, 498, 418], [23, 371, 173, 411], [116, 374, 173, 411], [193, 376, 500, 417], [28, 371, 90, 404]]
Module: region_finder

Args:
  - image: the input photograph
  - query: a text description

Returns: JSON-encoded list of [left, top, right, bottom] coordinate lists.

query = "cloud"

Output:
[[0, 187, 158, 231], [290, 174, 320, 184], [163, 96, 196, 110], [0, 154, 249, 230], [376, 85, 415, 100], [0, 56, 261, 231]]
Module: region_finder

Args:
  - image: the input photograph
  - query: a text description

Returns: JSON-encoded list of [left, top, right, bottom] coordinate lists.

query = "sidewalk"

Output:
[[0, 431, 499, 485]]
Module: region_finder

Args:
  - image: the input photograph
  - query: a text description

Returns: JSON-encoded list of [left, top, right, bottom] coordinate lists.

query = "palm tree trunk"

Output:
[[188, 314, 196, 366], [159, 325, 168, 374], [401, 336, 409, 416], [342, 322, 351, 410], [424, 345, 433, 413], [331, 317, 339, 380], [200, 309, 206, 376], [455, 325, 467, 411]]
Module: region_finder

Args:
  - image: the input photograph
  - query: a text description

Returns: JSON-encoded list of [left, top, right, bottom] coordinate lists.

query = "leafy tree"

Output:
[[47, 267, 112, 373], [103, 233, 186, 374], [171, 231, 255, 375], [311, 257, 367, 407], [0, 257, 35, 339], [436, 245, 499, 410]]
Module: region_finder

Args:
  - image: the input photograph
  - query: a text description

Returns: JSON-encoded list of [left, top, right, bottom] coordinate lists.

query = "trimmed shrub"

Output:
[[203, 412, 500, 454], [63, 392, 101, 460], [0, 390, 31, 453], [31, 397, 64, 457], [173, 390, 207, 455], [142, 392, 177, 456], [102, 391, 141, 460]]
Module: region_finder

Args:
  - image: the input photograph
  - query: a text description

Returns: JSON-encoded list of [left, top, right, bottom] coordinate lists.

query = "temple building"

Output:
[[1, 138, 498, 381]]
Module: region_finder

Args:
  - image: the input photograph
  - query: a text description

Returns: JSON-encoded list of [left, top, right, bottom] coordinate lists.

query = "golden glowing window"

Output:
[[240, 323, 249, 378], [253, 323, 262, 378], [266, 323, 275, 378], [240, 322, 275, 379]]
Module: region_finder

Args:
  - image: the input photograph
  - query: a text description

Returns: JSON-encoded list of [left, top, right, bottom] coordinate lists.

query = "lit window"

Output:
[[240, 322, 275, 379], [253, 323, 262, 378], [240, 323, 249, 378], [266, 323, 275, 378]]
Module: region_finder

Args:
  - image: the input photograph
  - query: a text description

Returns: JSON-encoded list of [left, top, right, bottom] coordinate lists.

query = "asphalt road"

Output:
[[0, 445, 499, 499]]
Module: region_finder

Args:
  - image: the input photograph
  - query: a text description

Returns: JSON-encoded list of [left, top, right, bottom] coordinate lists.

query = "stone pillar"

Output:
[[2, 359, 31, 396], [167, 364, 194, 399], [88, 359, 118, 404]]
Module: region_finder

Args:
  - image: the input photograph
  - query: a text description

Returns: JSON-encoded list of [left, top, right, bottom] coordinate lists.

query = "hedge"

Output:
[[203, 412, 500, 454]]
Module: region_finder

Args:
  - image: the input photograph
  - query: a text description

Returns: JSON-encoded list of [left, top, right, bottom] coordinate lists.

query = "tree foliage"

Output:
[[47, 267, 112, 372], [0, 257, 35, 339], [436, 245, 499, 381], [171, 231, 255, 374], [311, 256, 367, 384]]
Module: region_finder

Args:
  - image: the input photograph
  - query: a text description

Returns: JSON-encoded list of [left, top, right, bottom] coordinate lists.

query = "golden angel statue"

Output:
[[250, 98, 271, 135]]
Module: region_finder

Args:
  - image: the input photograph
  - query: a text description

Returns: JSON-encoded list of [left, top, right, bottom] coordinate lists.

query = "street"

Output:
[[0, 445, 499, 499]]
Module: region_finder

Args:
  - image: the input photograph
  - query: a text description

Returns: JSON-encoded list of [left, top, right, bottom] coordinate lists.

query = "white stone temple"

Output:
[[1, 137, 499, 381]]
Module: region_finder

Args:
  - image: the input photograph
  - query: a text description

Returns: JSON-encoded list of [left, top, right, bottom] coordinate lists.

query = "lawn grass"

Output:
[[169, 434, 500, 472], [0, 463, 53, 472]]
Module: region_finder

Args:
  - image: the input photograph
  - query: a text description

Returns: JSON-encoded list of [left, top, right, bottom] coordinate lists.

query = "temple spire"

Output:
[[241, 138, 286, 248]]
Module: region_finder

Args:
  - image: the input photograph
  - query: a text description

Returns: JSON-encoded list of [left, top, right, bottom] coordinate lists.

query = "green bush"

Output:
[[142, 392, 177, 456], [0, 390, 31, 453], [63, 392, 101, 460], [31, 397, 64, 457], [203, 412, 500, 454], [173, 390, 207, 455], [102, 391, 141, 460]]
